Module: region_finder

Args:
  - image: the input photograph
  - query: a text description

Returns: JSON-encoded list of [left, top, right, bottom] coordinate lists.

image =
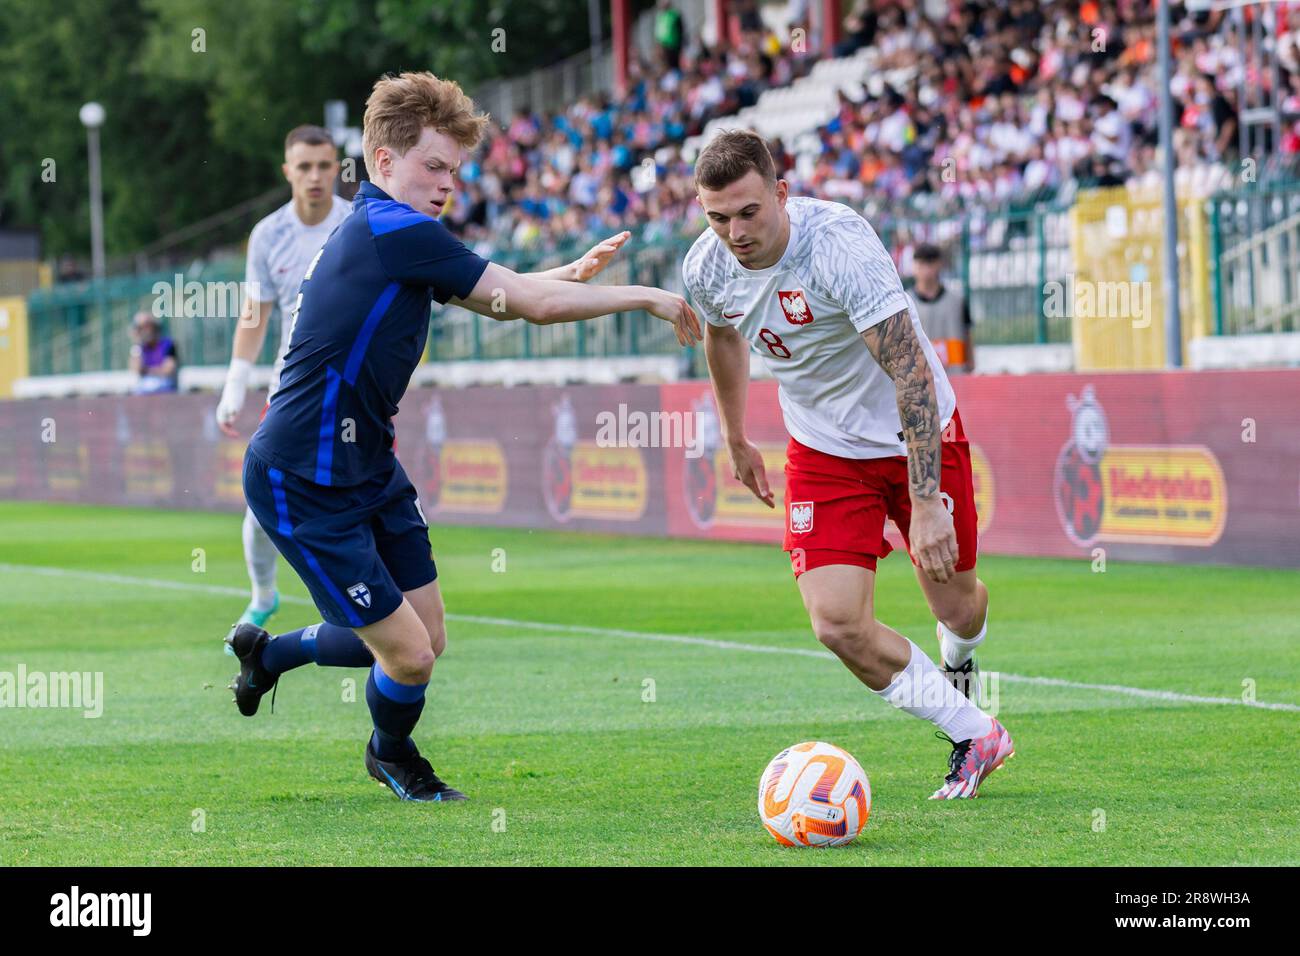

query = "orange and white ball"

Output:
[[758, 741, 871, 847]]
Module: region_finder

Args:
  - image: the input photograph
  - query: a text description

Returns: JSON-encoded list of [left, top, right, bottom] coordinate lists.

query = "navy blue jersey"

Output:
[[249, 181, 489, 486]]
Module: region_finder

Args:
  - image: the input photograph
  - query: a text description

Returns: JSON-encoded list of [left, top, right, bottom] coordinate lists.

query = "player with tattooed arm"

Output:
[[682, 130, 1013, 799]]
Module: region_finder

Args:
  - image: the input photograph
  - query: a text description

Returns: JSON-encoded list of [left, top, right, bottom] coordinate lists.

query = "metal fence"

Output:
[[874, 202, 1074, 345], [428, 238, 694, 364], [1209, 179, 1300, 336], [23, 238, 702, 377], [23, 204, 1078, 379], [41, 176, 1300, 380], [25, 261, 273, 377]]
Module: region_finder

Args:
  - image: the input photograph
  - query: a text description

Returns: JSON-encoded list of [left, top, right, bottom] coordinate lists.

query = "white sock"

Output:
[[938, 615, 986, 669], [242, 508, 278, 610], [876, 638, 993, 741]]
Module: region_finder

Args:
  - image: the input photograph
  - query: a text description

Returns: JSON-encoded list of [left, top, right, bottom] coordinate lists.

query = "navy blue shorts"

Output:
[[243, 449, 437, 628]]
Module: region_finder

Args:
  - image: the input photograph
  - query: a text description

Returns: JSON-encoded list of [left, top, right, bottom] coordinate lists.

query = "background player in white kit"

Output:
[[216, 125, 635, 630], [682, 131, 1014, 799], [216, 125, 351, 629]]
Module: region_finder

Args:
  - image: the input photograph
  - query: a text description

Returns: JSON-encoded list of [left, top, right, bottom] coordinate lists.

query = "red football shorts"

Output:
[[783, 408, 979, 577]]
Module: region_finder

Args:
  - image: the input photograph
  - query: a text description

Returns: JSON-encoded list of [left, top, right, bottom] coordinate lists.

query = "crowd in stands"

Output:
[[447, 3, 807, 258], [445, 0, 1300, 260], [814, 0, 1295, 210]]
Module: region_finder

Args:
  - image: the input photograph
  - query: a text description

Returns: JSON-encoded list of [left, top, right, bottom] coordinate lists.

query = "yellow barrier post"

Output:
[[0, 296, 31, 398], [1069, 185, 1213, 370]]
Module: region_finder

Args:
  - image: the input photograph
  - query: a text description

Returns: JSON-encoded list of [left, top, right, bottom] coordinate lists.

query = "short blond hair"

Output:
[[361, 71, 490, 179]]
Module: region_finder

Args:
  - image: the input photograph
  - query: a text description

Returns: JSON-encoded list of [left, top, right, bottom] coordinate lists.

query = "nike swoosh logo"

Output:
[[722, 311, 744, 318]]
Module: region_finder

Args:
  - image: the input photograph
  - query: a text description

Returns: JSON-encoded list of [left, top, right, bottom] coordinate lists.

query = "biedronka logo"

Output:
[[542, 395, 647, 523], [682, 393, 788, 531], [1052, 385, 1227, 548], [422, 396, 507, 516]]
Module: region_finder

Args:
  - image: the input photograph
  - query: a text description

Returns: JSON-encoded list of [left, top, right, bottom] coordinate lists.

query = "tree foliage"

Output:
[[0, 0, 598, 259]]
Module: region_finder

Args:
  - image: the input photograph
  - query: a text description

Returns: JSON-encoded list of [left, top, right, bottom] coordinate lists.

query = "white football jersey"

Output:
[[682, 196, 955, 460], [244, 194, 351, 395]]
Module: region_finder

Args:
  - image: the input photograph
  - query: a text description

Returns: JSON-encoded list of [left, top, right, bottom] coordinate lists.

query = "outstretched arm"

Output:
[[455, 231, 631, 322], [451, 262, 701, 346], [531, 232, 631, 283], [861, 308, 955, 581]]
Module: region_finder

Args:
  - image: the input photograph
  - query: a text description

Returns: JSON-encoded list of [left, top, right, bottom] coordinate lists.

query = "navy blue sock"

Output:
[[365, 662, 427, 761], [308, 623, 374, 667], [262, 623, 373, 674]]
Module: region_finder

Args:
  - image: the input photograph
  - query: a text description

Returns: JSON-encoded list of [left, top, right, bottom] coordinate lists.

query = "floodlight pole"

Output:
[[80, 102, 106, 281]]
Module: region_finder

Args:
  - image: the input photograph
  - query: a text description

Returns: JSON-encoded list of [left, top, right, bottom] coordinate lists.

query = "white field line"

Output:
[[4, 562, 1299, 714]]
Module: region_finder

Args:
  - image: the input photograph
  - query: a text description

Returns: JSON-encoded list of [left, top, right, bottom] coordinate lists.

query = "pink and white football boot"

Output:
[[930, 717, 1015, 800]]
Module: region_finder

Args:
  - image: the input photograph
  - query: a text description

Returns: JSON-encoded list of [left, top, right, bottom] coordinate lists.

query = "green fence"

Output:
[[31, 177, 1300, 380], [1209, 178, 1300, 336], [873, 202, 1073, 346], [25, 203, 1081, 379], [23, 238, 701, 377], [426, 238, 696, 363], [25, 262, 281, 377]]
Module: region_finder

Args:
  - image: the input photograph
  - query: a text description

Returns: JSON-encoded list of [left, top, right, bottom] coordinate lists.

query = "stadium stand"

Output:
[[11, 0, 1300, 396], [465, 0, 1300, 255]]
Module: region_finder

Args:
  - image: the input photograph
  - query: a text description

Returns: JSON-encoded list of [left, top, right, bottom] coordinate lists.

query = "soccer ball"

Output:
[[758, 741, 871, 847]]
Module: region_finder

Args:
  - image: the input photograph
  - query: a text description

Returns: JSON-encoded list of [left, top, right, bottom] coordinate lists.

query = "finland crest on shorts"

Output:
[[790, 501, 814, 534], [347, 582, 372, 609]]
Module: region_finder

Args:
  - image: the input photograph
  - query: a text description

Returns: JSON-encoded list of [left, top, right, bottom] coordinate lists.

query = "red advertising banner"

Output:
[[661, 371, 1300, 567], [660, 380, 788, 543], [2, 369, 1299, 567], [391, 384, 667, 536], [947, 370, 1300, 567]]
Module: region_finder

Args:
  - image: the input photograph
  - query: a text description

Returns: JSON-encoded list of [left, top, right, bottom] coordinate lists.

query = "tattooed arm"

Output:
[[861, 308, 957, 582], [861, 308, 942, 498]]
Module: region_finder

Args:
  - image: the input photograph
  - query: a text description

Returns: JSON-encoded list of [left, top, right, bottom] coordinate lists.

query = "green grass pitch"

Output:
[[1, 500, 1297, 866]]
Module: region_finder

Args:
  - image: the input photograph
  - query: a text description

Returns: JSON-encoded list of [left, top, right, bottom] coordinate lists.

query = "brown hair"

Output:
[[362, 71, 491, 178], [694, 129, 777, 191], [284, 125, 335, 152], [913, 242, 943, 263]]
